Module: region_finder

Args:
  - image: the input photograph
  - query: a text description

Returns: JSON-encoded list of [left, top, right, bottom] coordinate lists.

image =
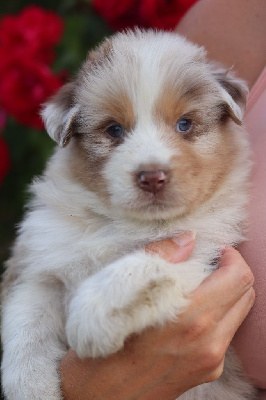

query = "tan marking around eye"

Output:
[[98, 92, 135, 132], [67, 138, 110, 203], [167, 123, 240, 213], [154, 86, 188, 127], [65, 91, 135, 204], [152, 82, 242, 215]]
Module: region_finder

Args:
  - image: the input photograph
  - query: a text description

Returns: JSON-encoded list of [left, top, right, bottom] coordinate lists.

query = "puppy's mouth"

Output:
[[137, 191, 172, 206], [122, 191, 187, 219], [118, 169, 187, 217]]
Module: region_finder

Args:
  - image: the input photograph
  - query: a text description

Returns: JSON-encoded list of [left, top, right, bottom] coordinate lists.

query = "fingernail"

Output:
[[172, 232, 195, 247]]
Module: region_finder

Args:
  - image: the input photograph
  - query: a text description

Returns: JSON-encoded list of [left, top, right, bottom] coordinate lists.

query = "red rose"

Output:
[[92, 0, 141, 30], [93, 0, 199, 31], [0, 5, 64, 65], [0, 135, 10, 185], [0, 52, 64, 130], [140, 0, 199, 30]]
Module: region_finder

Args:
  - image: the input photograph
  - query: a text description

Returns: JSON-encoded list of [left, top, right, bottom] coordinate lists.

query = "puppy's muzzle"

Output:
[[137, 170, 169, 193]]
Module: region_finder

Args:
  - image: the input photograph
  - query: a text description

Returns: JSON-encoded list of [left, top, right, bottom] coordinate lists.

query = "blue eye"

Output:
[[177, 118, 192, 132], [106, 124, 124, 138]]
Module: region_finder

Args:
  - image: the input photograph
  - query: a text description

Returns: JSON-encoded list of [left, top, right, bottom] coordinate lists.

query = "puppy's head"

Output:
[[42, 30, 248, 220]]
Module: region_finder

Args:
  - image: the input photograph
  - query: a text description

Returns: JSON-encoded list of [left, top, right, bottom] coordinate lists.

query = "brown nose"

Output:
[[137, 170, 169, 193]]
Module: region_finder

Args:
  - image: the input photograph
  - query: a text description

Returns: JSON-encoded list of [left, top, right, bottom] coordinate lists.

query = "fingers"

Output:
[[145, 232, 195, 263], [218, 286, 255, 346], [191, 247, 254, 320]]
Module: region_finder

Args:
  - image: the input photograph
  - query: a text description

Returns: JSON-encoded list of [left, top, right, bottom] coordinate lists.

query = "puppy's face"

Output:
[[42, 30, 248, 220]]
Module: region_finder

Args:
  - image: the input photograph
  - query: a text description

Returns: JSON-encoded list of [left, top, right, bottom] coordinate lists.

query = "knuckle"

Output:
[[187, 315, 211, 339], [247, 287, 256, 304], [229, 250, 253, 284], [240, 269, 254, 287], [201, 344, 225, 372], [206, 363, 224, 382]]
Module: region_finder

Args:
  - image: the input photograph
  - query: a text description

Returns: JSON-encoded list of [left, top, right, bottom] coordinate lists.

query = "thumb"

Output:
[[145, 232, 195, 263]]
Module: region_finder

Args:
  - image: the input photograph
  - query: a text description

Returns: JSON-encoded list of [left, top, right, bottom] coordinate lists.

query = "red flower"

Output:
[[93, 0, 140, 30], [0, 5, 64, 65], [140, 0, 199, 30], [92, 0, 199, 31], [0, 6, 65, 130], [0, 53, 64, 130], [0, 135, 10, 185]]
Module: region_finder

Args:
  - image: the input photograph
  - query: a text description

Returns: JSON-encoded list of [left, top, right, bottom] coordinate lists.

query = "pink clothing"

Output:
[[232, 68, 266, 391]]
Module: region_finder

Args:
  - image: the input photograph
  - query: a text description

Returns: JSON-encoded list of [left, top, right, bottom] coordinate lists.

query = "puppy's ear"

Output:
[[211, 64, 248, 125], [41, 82, 79, 148], [41, 38, 112, 147]]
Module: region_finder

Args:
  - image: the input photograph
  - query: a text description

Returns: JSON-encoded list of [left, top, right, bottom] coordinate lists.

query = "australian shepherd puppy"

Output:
[[1, 30, 255, 399]]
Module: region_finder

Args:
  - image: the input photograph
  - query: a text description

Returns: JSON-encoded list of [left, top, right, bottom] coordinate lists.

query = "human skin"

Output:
[[61, 236, 255, 400]]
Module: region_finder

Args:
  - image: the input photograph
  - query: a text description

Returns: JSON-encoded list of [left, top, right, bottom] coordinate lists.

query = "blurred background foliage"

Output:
[[0, 0, 112, 274]]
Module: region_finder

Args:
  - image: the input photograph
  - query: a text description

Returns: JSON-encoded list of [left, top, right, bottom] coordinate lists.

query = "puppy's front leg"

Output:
[[1, 277, 66, 400], [67, 251, 207, 358]]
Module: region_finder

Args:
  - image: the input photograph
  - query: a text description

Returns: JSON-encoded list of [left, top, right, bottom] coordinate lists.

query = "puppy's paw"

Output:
[[66, 252, 192, 358], [66, 316, 124, 358], [66, 277, 181, 358]]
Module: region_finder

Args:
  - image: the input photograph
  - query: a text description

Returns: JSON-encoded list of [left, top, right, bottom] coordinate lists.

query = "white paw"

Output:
[[66, 307, 129, 358], [66, 252, 198, 358]]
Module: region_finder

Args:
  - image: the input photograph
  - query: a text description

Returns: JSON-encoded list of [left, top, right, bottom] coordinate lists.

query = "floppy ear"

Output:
[[41, 38, 113, 148], [211, 64, 248, 125], [41, 82, 80, 148]]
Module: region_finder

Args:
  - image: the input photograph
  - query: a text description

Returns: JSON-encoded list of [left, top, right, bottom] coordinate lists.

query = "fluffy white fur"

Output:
[[1, 30, 256, 399]]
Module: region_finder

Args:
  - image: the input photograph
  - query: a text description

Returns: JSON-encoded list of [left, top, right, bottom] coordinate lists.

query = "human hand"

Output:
[[61, 235, 255, 400]]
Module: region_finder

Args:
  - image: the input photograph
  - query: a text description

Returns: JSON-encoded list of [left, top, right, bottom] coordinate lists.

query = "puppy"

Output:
[[1, 30, 256, 399]]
